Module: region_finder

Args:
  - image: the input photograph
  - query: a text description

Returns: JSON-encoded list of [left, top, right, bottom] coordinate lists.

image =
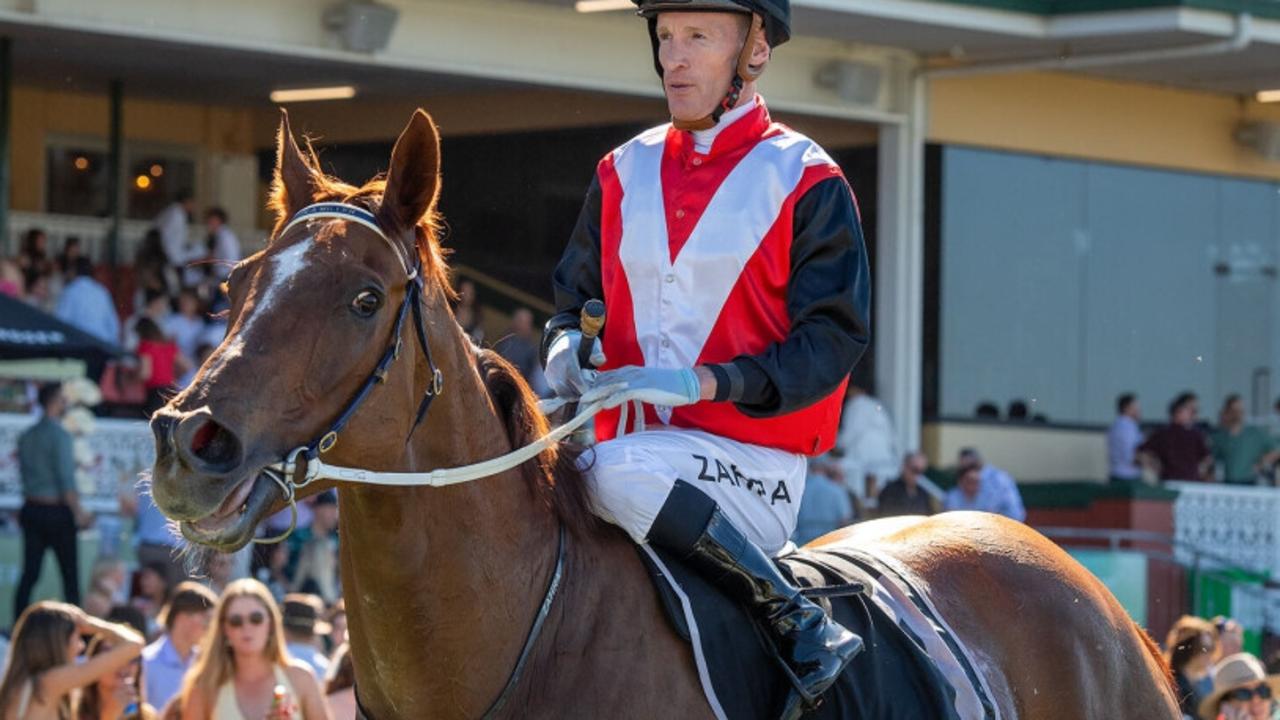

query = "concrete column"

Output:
[[875, 72, 927, 454], [106, 80, 122, 268], [0, 38, 10, 257]]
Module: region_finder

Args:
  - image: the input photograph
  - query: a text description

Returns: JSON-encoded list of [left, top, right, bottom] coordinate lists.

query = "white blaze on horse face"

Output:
[[205, 238, 314, 380]]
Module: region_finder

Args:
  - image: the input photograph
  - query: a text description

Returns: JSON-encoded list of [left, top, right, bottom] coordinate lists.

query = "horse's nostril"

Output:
[[187, 418, 243, 471]]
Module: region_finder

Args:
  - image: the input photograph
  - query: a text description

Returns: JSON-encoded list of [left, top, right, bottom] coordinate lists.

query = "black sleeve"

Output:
[[541, 173, 604, 364], [717, 176, 872, 417]]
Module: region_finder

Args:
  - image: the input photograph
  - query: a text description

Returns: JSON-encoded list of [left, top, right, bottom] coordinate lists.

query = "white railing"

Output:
[[6, 211, 266, 264], [1171, 481, 1280, 631], [0, 413, 153, 513]]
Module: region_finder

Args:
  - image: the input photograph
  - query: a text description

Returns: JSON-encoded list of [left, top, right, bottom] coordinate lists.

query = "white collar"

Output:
[[690, 95, 759, 155]]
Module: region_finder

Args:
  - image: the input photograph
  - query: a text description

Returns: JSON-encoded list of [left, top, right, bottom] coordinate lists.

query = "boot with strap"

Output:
[[648, 481, 864, 720]]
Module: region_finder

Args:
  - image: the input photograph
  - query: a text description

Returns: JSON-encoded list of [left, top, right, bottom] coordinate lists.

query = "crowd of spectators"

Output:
[[1109, 391, 1280, 486], [1163, 613, 1280, 720], [4, 423, 352, 719], [1, 194, 240, 419]]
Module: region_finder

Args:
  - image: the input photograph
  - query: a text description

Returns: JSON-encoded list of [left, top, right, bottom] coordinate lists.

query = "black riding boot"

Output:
[[649, 482, 864, 720]]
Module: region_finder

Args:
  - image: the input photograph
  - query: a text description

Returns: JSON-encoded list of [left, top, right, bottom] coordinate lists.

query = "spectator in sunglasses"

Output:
[[1199, 653, 1280, 720], [178, 579, 330, 720], [79, 634, 157, 720]]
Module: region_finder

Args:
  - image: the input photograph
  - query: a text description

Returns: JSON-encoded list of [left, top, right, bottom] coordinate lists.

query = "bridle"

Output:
[[256, 201, 443, 544], [251, 202, 611, 527], [253, 200, 583, 720]]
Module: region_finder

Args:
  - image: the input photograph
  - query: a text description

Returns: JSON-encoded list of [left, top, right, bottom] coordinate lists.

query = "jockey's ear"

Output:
[[380, 109, 441, 239], [271, 110, 323, 231]]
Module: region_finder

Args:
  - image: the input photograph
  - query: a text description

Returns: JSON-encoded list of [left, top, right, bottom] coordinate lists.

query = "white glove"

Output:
[[544, 330, 605, 400], [581, 366, 701, 409]]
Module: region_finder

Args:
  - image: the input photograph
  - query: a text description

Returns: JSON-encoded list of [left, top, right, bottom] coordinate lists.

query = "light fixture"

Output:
[[575, 0, 632, 12], [73, 156, 89, 171], [150, 164, 164, 177], [1258, 89, 1280, 103], [270, 86, 357, 103], [135, 175, 152, 190]]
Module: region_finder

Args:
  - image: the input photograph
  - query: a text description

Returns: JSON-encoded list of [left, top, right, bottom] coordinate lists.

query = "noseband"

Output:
[[258, 201, 443, 543]]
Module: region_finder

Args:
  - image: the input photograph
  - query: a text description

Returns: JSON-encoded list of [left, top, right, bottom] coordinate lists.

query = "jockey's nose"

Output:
[[163, 409, 246, 477]]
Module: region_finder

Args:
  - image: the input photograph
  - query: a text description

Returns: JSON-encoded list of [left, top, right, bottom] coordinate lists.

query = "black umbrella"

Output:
[[0, 294, 123, 365]]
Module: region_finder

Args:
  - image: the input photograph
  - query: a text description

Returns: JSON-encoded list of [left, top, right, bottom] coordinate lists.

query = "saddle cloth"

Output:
[[639, 542, 1001, 720]]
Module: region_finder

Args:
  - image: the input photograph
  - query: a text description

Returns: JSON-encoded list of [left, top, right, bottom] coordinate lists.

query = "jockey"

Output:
[[542, 0, 870, 714]]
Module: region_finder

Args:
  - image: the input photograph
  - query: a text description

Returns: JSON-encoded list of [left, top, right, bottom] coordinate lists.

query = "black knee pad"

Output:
[[647, 479, 718, 555]]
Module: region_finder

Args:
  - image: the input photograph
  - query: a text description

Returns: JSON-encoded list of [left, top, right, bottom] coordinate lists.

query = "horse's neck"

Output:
[[338, 315, 562, 716]]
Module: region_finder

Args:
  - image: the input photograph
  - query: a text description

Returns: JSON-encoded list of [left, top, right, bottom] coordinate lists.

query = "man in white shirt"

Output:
[[154, 191, 200, 284], [205, 207, 241, 280], [836, 384, 899, 504]]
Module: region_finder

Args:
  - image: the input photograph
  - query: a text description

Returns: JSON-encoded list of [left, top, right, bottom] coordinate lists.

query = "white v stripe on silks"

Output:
[[615, 128, 833, 370]]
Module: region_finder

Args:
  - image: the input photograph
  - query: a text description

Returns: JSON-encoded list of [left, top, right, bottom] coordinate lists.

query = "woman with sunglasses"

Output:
[[1200, 653, 1280, 720], [78, 635, 157, 720], [0, 601, 144, 720], [178, 579, 329, 720]]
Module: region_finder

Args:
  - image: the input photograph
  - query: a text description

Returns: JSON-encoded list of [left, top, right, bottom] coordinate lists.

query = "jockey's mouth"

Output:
[[180, 469, 283, 552]]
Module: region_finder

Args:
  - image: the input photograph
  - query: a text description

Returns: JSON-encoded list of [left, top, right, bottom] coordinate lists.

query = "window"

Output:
[[45, 146, 109, 217], [45, 138, 197, 220]]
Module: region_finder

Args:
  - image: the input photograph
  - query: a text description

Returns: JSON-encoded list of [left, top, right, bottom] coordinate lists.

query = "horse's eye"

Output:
[[350, 290, 382, 317]]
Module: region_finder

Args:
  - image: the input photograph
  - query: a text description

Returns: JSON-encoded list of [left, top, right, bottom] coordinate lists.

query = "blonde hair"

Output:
[[178, 579, 289, 710]]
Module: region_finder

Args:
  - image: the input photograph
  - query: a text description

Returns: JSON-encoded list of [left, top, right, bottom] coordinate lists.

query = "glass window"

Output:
[[125, 154, 195, 220], [45, 146, 109, 217]]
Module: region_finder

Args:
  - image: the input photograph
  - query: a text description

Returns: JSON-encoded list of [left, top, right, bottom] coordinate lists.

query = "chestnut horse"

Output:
[[149, 109, 1179, 720]]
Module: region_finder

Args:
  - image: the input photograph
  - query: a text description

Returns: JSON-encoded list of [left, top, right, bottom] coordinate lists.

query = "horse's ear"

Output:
[[271, 110, 322, 228], [380, 109, 441, 234]]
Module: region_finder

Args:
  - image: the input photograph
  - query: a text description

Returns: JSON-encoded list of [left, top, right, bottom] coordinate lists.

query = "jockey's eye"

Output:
[[350, 289, 383, 318]]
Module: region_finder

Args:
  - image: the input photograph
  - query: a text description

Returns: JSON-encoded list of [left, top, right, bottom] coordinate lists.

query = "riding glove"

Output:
[[583, 366, 701, 409], [545, 330, 606, 399]]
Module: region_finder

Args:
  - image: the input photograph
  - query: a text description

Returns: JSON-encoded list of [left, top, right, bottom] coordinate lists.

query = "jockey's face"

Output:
[[656, 11, 752, 123]]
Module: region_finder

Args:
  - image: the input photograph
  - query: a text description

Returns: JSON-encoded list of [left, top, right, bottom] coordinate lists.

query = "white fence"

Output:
[[1171, 481, 1280, 632], [0, 413, 153, 513]]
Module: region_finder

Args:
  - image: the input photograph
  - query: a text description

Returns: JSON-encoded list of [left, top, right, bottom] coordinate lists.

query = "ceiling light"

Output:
[[1258, 89, 1280, 103], [575, 0, 633, 12], [270, 86, 357, 103]]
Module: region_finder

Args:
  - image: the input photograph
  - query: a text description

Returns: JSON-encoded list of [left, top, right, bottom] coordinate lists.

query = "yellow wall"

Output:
[[930, 72, 1280, 181], [10, 85, 255, 212], [922, 421, 1109, 483]]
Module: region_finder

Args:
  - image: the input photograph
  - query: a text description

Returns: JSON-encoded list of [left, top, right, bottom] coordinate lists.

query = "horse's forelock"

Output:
[[474, 348, 596, 538], [268, 143, 451, 298]]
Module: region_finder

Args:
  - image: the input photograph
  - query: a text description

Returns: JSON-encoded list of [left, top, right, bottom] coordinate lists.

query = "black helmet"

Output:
[[632, 0, 790, 47]]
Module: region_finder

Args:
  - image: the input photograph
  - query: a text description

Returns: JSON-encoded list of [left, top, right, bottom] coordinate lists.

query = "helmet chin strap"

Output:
[[672, 14, 765, 132]]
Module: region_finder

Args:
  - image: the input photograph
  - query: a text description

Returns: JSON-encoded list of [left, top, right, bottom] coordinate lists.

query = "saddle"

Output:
[[638, 542, 1000, 720]]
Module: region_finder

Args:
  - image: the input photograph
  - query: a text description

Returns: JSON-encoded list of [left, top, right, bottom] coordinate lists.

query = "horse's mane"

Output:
[[474, 347, 597, 537], [267, 138, 452, 297]]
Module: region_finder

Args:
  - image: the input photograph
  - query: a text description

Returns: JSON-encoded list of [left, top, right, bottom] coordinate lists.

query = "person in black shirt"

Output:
[[877, 452, 935, 518]]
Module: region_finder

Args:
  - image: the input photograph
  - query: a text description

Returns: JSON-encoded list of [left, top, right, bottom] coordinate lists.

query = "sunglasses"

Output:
[[226, 611, 266, 629], [1227, 685, 1273, 702]]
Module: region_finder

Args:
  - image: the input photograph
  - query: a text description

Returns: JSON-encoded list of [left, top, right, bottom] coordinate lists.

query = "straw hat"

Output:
[[1199, 653, 1280, 720]]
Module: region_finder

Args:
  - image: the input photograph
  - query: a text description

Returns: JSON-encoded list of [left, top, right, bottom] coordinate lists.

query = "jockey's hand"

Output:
[[545, 330, 606, 400], [583, 366, 701, 409]]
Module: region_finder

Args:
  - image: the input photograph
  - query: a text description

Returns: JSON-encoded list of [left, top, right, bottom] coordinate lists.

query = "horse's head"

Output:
[[149, 109, 446, 552]]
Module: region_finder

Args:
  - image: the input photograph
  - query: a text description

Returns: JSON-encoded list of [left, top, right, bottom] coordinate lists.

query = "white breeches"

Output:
[[582, 427, 807, 556]]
